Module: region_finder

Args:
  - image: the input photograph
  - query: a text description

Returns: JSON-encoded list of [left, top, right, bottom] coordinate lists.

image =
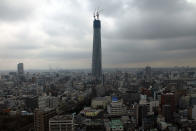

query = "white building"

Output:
[[38, 96, 59, 109], [107, 97, 126, 116], [49, 115, 74, 131], [91, 96, 111, 109]]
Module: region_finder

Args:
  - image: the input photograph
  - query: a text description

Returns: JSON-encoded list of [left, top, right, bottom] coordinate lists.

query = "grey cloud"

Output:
[[0, 0, 34, 21], [41, 9, 91, 40], [0, 49, 35, 59], [102, 36, 196, 65], [157, 36, 196, 51], [96, 0, 196, 66], [115, 14, 196, 40], [0, 0, 196, 69], [38, 50, 91, 60], [103, 44, 196, 65], [1, 31, 44, 51], [5, 42, 41, 50], [42, 17, 90, 38], [131, 0, 190, 13], [110, 0, 196, 40]]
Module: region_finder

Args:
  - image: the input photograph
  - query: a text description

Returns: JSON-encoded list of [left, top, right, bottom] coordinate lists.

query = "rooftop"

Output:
[[50, 115, 73, 121], [109, 119, 123, 129], [112, 97, 118, 102]]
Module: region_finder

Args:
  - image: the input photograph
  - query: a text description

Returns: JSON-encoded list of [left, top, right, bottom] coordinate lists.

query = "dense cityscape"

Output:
[[1, 64, 196, 131]]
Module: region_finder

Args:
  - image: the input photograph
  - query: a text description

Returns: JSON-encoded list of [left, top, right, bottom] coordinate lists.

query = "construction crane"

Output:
[[94, 8, 103, 20]]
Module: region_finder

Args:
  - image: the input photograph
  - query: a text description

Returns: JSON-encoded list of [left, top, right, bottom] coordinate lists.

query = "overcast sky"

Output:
[[0, 0, 196, 70]]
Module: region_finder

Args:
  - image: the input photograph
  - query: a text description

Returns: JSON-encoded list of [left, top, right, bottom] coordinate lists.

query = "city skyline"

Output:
[[0, 0, 196, 70]]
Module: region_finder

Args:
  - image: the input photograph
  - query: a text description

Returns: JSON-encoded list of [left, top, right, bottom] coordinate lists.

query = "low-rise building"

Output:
[[49, 115, 75, 131], [105, 119, 124, 131], [91, 96, 111, 109]]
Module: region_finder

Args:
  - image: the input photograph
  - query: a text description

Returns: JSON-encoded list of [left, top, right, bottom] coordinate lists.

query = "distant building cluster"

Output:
[[1, 64, 196, 130]]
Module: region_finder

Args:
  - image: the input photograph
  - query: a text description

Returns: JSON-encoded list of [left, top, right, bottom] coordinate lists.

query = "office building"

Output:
[[107, 97, 126, 116], [161, 93, 176, 112], [17, 63, 24, 74], [162, 105, 173, 123], [136, 104, 148, 126], [34, 109, 56, 131], [145, 66, 151, 82]]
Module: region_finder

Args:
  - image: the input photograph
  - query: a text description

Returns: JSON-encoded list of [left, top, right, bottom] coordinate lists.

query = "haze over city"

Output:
[[0, 0, 196, 70], [2, 0, 196, 131]]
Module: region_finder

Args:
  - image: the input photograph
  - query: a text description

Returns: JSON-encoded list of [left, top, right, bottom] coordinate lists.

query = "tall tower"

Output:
[[92, 11, 102, 81]]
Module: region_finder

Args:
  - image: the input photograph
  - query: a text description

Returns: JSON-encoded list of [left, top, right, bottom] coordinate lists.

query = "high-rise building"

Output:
[[145, 66, 151, 82], [17, 63, 24, 74], [92, 11, 102, 81], [136, 104, 148, 126], [34, 109, 56, 131], [161, 93, 176, 112], [162, 105, 173, 122]]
